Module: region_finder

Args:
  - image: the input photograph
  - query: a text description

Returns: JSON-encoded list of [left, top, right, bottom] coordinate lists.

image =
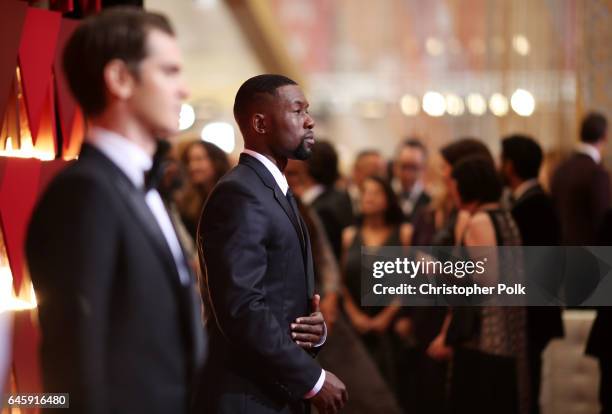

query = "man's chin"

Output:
[[292, 147, 312, 161]]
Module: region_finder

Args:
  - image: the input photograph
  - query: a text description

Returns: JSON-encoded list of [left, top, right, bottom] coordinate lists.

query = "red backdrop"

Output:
[[0, 1, 88, 412]]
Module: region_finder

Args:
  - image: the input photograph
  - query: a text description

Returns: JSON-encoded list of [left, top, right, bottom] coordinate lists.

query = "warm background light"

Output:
[[422, 91, 446, 117], [445, 94, 465, 116], [466, 93, 487, 116], [399, 94, 420, 116], [489, 93, 510, 117], [178, 103, 196, 131], [512, 34, 531, 56], [511, 88, 536, 116], [200, 122, 236, 153]]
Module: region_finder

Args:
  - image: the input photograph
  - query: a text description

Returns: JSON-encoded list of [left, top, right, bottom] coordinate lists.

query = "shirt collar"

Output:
[[302, 184, 325, 206], [513, 178, 539, 201], [242, 149, 289, 195], [576, 142, 601, 164], [393, 178, 424, 199], [86, 126, 153, 189]]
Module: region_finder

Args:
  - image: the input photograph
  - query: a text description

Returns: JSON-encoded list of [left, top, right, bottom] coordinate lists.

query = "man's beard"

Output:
[[292, 138, 312, 160]]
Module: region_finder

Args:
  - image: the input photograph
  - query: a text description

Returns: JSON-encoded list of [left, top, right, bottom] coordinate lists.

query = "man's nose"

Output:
[[305, 112, 315, 129]]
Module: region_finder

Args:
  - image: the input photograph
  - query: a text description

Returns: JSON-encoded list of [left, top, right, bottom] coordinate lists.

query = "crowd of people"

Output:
[[22, 6, 610, 414], [147, 109, 609, 414]]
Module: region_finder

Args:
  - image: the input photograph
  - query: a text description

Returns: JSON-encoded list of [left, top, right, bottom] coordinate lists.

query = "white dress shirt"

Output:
[[241, 149, 326, 398], [512, 178, 539, 202], [576, 142, 602, 164], [87, 127, 191, 286]]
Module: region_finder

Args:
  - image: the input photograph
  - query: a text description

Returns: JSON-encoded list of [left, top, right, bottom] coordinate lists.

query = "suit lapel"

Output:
[[81, 144, 204, 375], [114, 177, 183, 288], [240, 154, 306, 254], [300, 215, 315, 297], [515, 184, 544, 207], [81, 145, 182, 291]]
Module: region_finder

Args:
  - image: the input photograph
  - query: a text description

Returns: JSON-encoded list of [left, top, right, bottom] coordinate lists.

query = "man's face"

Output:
[[269, 85, 315, 161], [395, 146, 425, 191], [128, 29, 188, 139], [499, 156, 512, 186], [354, 154, 385, 188]]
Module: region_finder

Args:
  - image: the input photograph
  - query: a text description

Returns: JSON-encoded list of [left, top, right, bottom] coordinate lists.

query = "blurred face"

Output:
[[354, 154, 385, 188], [285, 159, 308, 198], [448, 176, 463, 209], [499, 157, 513, 186], [395, 146, 426, 191], [160, 145, 183, 193], [186, 144, 213, 185], [128, 29, 188, 139], [269, 85, 315, 161], [360, 179, 388, 216], [440, 158, 453, 190]]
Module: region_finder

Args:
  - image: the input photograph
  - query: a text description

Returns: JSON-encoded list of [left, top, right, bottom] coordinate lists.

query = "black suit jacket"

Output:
[[401, 190, 431, 224], [551, 152, 611, 245], [26, 144, 206, 414], [512, 184, 560, 246], [310, 187, 354, 261], [197, 154, 322, 414], [510, 184, 564, 352]]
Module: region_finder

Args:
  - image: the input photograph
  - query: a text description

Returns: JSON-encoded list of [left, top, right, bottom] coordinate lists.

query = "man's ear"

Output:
[[253, 113, 267, 134], [103, 59, 136, 100]]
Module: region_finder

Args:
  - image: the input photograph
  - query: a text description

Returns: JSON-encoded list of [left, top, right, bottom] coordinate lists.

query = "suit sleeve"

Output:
[[26, 175, 117, 414], [198, 181, 322, 400]]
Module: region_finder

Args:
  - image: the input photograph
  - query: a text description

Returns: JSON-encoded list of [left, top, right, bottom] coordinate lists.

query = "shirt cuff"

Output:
[[304, 369, 325, 399], [313, 321, 327, 347]]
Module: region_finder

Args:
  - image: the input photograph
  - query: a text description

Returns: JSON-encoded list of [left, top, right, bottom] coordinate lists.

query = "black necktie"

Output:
[[286, 189, 306, 248]]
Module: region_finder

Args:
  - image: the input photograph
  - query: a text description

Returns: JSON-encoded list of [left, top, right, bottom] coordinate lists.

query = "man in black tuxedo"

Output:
[[551, 112, 610, 245], [500, 134, 564, 414], [197, 75, 348, 414], [26, 8, 206, 413], [392, 138, 431, 224]]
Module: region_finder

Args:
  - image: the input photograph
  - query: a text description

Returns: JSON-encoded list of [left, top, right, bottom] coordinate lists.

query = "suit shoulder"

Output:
[[211, 165, 263, 196], [41, 161, 117, 203]]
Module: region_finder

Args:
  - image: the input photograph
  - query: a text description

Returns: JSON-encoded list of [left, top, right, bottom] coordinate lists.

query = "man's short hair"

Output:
[[398, 138, 427, 158], [580, 112, 608, 144], [501, 134, 543, 180], [233, 74, 298, 125], [355, 149, 381, 162], [63, 7, 174, 117], [307, 141, 339, 186]]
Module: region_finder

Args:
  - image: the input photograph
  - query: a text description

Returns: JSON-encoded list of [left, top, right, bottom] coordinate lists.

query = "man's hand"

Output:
[[311, 371, 348, 414], [292, 294, 325, 349]]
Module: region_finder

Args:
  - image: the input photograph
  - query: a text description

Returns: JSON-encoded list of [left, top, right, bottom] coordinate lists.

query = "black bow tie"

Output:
[[144, 140, 171, 191]]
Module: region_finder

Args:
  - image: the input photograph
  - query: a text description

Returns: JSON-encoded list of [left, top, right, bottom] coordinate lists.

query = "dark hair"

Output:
[[356, 149, 381, 162], [580, 112, 608, 143], [501, 134, 542, 180], [181, 140, 230, 184], [399, 137, 427, 158], [307, 141, 339, 186], [452, 156, 502, 204], [440, 137, 494, 166], [233, 74, 297, 126], [361, 175, 404, 225], [63, 7, 174, 117]]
